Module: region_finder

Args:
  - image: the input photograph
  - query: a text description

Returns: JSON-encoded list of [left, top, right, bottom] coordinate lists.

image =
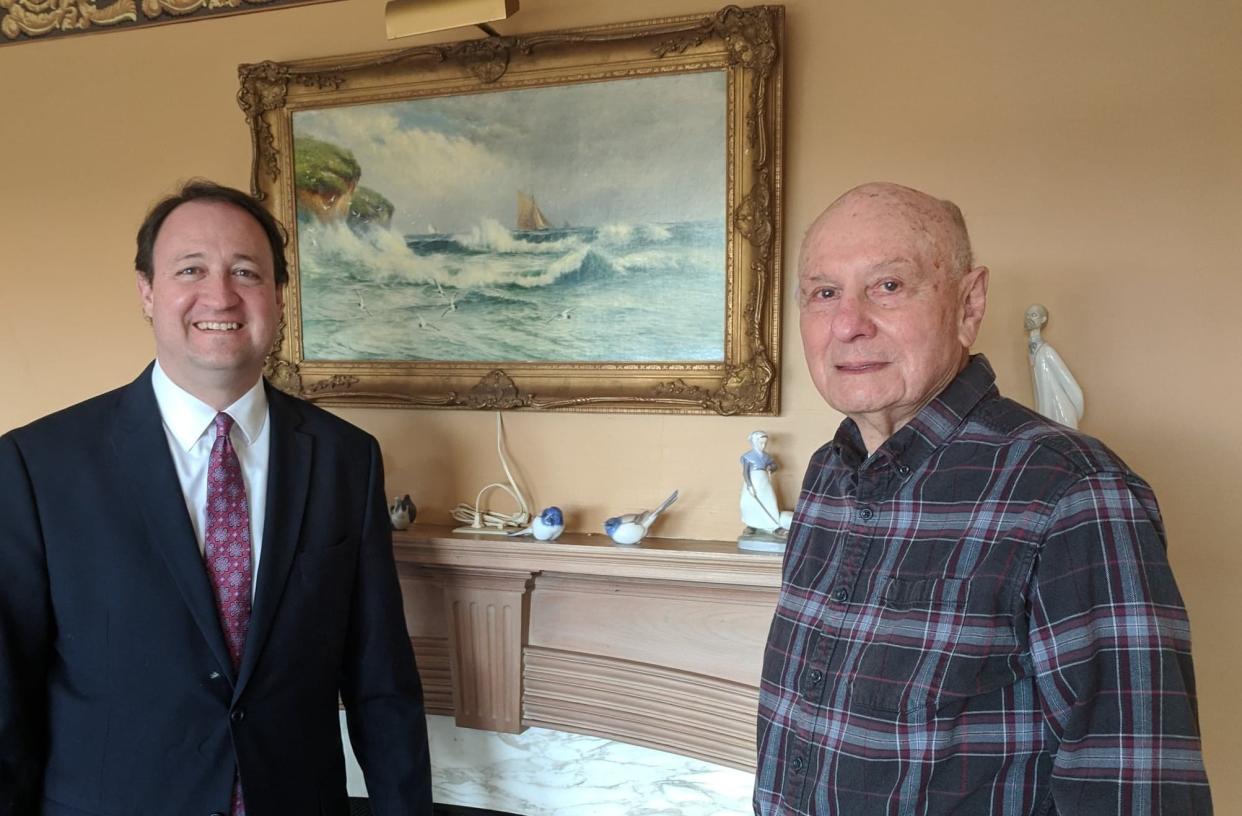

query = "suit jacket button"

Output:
[[230, 709, 245, 723], [211, 812, 226, 816], [208, 671, 222, 681]]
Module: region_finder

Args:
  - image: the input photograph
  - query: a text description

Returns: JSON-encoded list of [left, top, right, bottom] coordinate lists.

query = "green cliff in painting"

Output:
[[347, 186, 395, 231], [294, 136, 392, 229]]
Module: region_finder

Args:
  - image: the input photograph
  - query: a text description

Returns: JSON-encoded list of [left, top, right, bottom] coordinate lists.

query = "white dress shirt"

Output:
[[151, 361, 270, 596]]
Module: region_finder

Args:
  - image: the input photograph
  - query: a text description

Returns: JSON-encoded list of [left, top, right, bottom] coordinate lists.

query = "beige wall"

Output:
[[3, 0, 1239, 804]]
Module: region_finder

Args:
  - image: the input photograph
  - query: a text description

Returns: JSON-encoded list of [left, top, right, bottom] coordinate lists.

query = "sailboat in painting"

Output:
[[516, 190, 551, 231]]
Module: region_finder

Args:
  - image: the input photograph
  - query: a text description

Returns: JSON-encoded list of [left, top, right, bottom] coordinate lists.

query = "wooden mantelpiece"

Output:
[[393, 525, 781, 770]]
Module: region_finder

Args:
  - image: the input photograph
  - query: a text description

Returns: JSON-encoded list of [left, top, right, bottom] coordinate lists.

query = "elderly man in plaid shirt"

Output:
[[755, 182, 1211, 815]]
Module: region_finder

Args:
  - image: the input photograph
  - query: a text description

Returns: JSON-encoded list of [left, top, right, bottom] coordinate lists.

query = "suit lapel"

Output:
[[112, 366, 235, 679], [235, 385, 312, 696]]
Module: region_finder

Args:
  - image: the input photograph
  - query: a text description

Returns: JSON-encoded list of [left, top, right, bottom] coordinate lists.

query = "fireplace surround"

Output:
[[361, 525, 781, 811]]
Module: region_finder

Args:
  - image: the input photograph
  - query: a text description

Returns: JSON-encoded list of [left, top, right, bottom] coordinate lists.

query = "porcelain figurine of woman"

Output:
[[1025, 304, 1084, 429], [740, 431, 794, 537]]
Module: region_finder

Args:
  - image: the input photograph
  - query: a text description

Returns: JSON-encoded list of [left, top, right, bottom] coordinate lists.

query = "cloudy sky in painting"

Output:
[[293, 71, 726, 234]]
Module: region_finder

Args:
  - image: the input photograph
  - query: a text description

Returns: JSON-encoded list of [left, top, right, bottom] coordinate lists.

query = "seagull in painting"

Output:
[[507, 506, 565, 541], [603, 490, 679, 546], [431, 279, 459, 318], [354, 288, 372, 318], [558, 307, 574, 320], [416, 314, 440, 332]]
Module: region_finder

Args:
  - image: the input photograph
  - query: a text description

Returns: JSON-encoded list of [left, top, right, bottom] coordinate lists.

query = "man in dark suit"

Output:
[[0, 181, 433, 815]]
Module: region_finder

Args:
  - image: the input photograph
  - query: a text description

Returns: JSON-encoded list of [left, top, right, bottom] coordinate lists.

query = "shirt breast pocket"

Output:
[[848, 576, 1008, 716]]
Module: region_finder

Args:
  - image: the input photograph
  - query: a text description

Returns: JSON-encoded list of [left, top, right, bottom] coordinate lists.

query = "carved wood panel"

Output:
[[394, 527, 779, 767]]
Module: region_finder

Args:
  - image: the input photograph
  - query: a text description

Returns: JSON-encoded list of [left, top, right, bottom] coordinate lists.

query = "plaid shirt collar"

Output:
[[831, 353, 999, 475]]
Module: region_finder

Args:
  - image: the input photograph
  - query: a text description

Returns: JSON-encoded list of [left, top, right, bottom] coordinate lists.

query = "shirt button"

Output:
[[808, 669, 824, 685], [791, 755, 805, 773], [832, 587, 849, 603], [230, 709, 245, 723], [897, 463, 912, 476], [858, 507, 874, 520]]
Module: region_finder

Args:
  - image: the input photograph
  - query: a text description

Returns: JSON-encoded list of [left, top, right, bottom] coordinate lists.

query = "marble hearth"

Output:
[[344, 714, 755, 814]]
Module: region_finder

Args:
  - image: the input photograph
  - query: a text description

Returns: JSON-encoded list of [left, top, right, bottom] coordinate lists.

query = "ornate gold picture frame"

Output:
[[238, 4, 784, 414]]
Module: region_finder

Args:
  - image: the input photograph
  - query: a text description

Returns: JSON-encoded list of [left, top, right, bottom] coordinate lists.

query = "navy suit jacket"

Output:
[[0, 366, 432, 815]]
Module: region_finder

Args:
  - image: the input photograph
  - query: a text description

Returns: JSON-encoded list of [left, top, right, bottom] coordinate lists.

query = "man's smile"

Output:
[[835, 362, 889, 373]]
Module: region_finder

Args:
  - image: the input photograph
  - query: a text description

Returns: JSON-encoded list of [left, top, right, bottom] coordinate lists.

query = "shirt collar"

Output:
[[832, 354, 999, 473], [150, 361, 269, 452]]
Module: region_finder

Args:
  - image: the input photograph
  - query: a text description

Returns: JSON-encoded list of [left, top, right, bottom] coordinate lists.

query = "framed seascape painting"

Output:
[[238, 4, 784, 413]]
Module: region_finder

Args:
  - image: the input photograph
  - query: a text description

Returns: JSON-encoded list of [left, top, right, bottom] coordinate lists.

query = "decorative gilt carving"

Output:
[[459, 370, 534, 410], [442, 36, 513, 83], [717, 6, 777, 169], [237, 61, 293, 120], [1, 0, 135, 40], [261, 316, 302, 394], [657, 254, 776, 415], [655, 355, 773, 416], [262, 358, 302, 395], [306, 374, 359, 394], [237, 62, 344, 196], [2, 0, 336, 45], [648, 7, 778, 166], [140, 0, 266, 19], [242, 5, 784, 414], [237, 61, 290, 194], [735, 168, 773, 258]]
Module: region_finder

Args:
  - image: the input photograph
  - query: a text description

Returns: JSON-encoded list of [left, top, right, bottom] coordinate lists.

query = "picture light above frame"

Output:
[[238, 4, 785, 415]]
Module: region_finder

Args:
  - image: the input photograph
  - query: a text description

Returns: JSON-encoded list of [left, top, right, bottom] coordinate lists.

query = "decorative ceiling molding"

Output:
[[1, 0, 341, 47]]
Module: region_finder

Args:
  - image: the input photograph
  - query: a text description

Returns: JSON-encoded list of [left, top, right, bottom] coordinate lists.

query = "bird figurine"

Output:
[[507, 506, 565, 541], [388, 495, 415, 531], [603, 490, 679, 545]]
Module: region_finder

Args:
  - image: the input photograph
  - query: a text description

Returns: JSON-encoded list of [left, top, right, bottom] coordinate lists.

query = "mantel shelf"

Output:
[[393, 524, 782, 587]]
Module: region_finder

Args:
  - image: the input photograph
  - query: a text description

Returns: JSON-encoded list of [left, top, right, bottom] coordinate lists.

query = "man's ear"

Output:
[[958, 265, 989, 348], [136, 271, 154, 322]]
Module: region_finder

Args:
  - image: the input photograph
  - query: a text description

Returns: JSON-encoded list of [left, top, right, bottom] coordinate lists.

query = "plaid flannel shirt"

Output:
[[755, 355, 1210, 815]]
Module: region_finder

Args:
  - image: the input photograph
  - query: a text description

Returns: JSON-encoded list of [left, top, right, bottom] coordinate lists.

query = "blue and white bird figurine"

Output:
[[388, 494, 415, 531], [507, 506, 565, 541], [604, 490, 679, 545]]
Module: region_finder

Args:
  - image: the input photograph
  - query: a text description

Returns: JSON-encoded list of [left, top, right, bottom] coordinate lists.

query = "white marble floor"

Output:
[[343, 714, 754, 815]]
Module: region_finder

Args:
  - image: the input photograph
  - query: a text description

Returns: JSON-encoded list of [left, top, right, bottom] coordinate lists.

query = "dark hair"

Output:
[[134, 179, 289, 287]]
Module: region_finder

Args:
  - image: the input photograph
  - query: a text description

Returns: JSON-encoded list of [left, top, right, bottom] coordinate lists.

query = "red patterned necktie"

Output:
[[206, 411, 251, 816]]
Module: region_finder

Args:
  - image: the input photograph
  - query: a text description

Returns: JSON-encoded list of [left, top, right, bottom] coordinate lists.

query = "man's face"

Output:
[[797, 196, 986, 445], [137, 200, 283, 402]]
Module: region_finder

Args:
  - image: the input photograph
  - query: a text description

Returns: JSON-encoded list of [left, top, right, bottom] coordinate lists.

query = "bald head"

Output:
[[802, 182, 973, 280]]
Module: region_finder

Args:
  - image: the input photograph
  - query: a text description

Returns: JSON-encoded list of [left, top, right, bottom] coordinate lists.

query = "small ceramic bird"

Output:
[[388, 495, 416, 531], [508, 506, 565, 541], [604, 490, 679, 545]]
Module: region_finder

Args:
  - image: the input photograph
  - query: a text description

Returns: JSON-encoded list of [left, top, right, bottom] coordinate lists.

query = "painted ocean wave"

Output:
[[298, 217, 725, 362]]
